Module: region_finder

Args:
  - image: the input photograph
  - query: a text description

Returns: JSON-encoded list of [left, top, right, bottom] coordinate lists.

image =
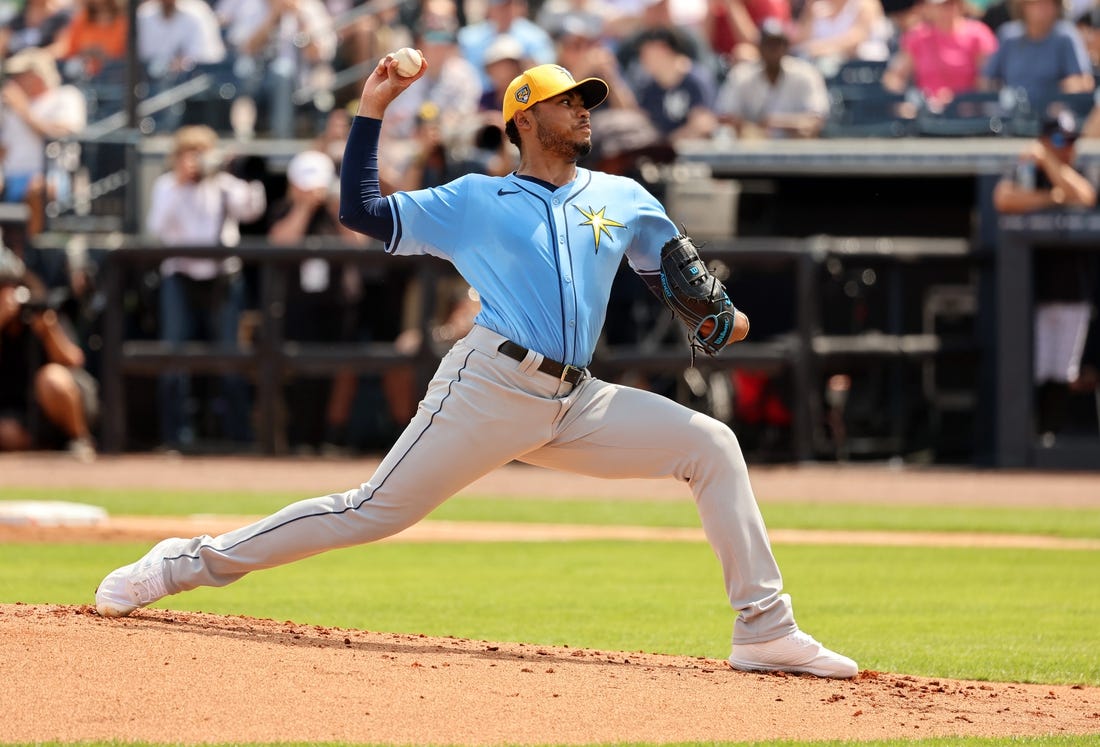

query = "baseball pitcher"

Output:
[[96, 55, 857, 678]]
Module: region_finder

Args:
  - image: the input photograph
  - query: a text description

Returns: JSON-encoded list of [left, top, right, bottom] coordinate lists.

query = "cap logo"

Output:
[[515, 84, 530, 104], [553, 65, 574, 81]]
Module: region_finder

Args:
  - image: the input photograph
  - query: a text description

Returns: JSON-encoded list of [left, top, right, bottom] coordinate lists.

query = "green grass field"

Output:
[[2, 486, 1098, 747], [4, 486, 1100, 538], [11, 739, 1100, 747]]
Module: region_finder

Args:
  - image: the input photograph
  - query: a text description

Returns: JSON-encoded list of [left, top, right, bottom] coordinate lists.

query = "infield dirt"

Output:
[[1, 454, 1099, 744]]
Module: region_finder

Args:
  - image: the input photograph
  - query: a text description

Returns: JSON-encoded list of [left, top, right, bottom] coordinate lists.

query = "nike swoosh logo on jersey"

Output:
[[497, 188, 521, 196]]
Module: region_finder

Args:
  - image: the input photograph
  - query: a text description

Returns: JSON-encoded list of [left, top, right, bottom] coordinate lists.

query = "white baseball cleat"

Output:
[[95, 538, 186, 617], [729, 630, 858, 678]]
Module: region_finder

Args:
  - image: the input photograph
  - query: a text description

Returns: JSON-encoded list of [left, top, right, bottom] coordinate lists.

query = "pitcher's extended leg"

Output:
[[521, 377, 794, 644], [101, 342, 564, 608]]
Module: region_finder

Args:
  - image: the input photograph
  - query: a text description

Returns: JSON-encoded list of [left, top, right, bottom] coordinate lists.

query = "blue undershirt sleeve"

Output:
[[338, 116, 395, 241]]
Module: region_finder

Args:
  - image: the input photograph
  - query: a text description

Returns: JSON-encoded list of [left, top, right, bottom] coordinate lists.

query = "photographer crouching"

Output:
[[0, 247, 97, 461]]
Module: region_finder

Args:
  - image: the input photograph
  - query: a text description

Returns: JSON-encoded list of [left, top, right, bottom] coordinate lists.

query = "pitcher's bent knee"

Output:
[[675, 415, 751, 489], [690, 415, 746, 462]]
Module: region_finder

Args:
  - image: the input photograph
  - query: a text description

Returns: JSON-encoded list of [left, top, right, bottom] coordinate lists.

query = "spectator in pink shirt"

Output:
[[883, 0, 998, 106]]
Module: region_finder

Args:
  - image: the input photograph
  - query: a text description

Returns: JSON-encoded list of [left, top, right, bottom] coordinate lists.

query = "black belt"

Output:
[[497, 340, 586, 385]]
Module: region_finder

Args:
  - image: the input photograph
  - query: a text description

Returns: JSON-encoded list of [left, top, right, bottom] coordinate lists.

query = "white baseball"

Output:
[[393, 47, 423, 78]]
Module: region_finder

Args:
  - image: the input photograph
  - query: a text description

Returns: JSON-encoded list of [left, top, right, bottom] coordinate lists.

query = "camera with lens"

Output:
[[0, 246, 27, 292], [2, 282, 62, 324], [196, 149, 225, 181], [0, 247, 63, 324], [14, 284, 60, 313]]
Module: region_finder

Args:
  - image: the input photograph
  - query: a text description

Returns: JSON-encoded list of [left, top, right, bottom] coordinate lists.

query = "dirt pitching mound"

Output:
[[3, 604, 1097, 744]]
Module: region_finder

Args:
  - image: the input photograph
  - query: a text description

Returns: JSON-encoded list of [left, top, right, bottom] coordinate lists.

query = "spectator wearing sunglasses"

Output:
[[994, 109, 1099, 436]]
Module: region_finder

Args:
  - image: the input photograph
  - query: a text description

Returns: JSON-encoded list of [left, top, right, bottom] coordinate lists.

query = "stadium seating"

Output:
[[822, 89, 917, 138], [915, 90, 1024, 138], [1011, 90, 1099, 136], [825, 59, 890, 102]]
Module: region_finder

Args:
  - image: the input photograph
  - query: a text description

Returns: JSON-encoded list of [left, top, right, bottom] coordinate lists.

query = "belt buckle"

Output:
[[560, 364, 581, 383]]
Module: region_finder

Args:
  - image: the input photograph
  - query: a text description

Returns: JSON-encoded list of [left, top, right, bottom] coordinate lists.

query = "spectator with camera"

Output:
[[0, 246, 97, 461], [145, 124, 266, 452]]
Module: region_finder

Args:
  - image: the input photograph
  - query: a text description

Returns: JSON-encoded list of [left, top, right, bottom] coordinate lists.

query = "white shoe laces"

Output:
[[787, 630, 819, 647]]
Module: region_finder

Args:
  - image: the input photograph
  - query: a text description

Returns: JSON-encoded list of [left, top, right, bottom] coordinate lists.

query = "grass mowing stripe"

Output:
[[13, 739, 1100, 747], [12, 739, 1100, 747], [2, 487, 1099, 539], [4, 542, 1097, 685], [433, 497, 1100, 539]]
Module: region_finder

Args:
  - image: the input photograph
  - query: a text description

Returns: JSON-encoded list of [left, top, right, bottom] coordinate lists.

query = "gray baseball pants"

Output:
[[162, 324, 797, 644]]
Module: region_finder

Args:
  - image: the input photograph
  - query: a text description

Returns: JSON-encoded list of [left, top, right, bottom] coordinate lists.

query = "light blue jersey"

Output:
[[386, 169, 679, 367]]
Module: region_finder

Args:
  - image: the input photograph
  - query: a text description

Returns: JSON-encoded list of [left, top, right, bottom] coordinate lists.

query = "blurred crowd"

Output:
[[0, 0, 1096, 251], [2, 0, 1100, 459], [0, 0, 1097, 164]]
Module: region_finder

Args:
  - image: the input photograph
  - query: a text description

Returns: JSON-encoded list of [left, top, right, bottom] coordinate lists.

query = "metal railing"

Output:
[[99, 239, 438, 455], [93, 235, 986, 460]]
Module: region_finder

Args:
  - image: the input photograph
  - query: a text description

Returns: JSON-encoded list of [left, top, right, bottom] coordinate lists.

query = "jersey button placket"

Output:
[[554, 200, 576, 364]]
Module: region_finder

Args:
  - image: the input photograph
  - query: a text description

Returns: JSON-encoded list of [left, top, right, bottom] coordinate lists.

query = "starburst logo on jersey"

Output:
[[575, 205, 626, 254]]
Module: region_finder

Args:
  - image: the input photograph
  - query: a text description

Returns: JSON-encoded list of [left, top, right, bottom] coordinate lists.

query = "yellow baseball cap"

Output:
[[502, 64, 609, 124]]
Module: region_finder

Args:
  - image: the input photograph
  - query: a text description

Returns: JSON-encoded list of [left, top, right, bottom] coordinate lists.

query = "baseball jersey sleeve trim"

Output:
[[338, 115, 396, 243], [389, 197, 402, 254], [637, 269, 667, 306]]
